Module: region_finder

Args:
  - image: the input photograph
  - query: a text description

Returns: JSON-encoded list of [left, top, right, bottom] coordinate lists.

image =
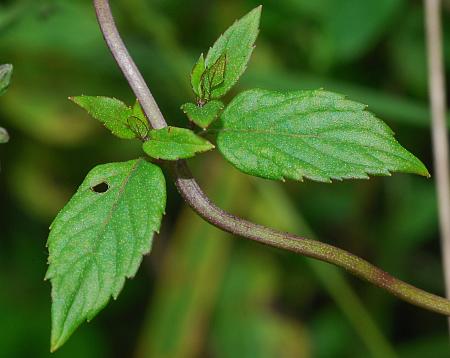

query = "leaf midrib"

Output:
[[213, 126, 391, 141]]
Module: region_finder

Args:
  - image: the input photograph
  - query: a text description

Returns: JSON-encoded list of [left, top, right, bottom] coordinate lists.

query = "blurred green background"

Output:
[[1, 0, 450, 356]]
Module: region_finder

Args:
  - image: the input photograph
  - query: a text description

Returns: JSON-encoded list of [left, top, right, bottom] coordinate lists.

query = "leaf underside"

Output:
[[46, 159, 166, 351], [215, 89, 429, 182], [143, 127, 215, 160]]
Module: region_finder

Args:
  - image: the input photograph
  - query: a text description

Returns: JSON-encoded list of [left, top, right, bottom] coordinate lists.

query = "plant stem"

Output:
[[424, 0, 450, 325], [94, 0, 166, 129], [93, 0, 450, 316], [251, 181, 396, 357]]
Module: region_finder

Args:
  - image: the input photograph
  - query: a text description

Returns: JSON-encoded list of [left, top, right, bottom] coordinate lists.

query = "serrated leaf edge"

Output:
[[47, 158, 166, 351]]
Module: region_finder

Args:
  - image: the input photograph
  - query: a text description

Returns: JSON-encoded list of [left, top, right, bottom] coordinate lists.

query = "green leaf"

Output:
[[191, 53, 206, 99], [143, 127, 215, 160], [46, 159, 166, 351], [127, 116, 150, 140], [215, 89, 429, 182], [0, 127, 9, 144], [128, 100, 151, 140], [204, 6, 261, 99], [0, 64, 13, 96], [132, 99, 147, 121], [70, 96, 135, 139], [207, 53, 227, 88], [181, 100, 224, 129], [202, 53, 227, 100]]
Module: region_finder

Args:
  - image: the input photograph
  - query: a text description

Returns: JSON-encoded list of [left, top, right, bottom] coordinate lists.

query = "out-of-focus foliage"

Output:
[[1, 0, 450, 356], [0, 63, 12, 96], [0, 64, 12, 145]]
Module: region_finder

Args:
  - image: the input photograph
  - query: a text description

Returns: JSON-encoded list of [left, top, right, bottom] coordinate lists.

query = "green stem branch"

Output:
[[93, 0, 450, 316]]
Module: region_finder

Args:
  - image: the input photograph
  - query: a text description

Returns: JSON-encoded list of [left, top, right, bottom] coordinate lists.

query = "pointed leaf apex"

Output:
[[216, 89, 430, 183]]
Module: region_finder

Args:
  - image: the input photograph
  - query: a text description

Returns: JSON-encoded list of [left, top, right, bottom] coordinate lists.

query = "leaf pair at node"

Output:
[[47, 96, 214, 351], [71, 96, 214, 160], [182, 6, 261, 129]]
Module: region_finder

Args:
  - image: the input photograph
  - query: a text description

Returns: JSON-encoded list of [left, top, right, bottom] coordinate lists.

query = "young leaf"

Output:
[[132, 99, 147, 121], [128, 116, 150, 140], [207, 53, 227, 88], [46, 158, 166, 351], [128, 100, 150, 140], [181, 100, 224, 129], [0, 64, 13, 96], [142, 127, 215, 160], [191, 53, 206, 99], [70, 96, 136, 139], [0, 127, 9, 144], [204, 6, 261, 99], [201, 53, 227, 100], [215, 89, 429, 182]]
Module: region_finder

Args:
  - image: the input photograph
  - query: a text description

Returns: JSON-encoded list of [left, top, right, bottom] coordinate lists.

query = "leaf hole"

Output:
[[91, 182, 109, 193]]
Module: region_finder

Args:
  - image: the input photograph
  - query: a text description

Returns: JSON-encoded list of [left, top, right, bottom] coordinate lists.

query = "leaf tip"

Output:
[[408, 156, 430, 178], [50, 336, 63, 353], [419, 166, 431, 178], [68, 96, 82, 105]]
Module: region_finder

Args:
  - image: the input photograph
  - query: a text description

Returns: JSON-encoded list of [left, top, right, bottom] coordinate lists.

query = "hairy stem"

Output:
[[94, 0, 450, 316], [424, 0, 450, 325]]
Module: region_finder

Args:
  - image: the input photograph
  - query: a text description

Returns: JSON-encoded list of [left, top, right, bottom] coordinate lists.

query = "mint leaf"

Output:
[[143, 127, 215, 160], [181, 100, 224, 129], [46, 159, 166, 351], [0, 127, 9, 144], [127, 116, 150, 140], [202, 53, 227, 100], [128, 100, 150, 140], [207, 53, 227, 88], [215, 89, 429, 182], [132, 99, 147, 119], [204, 6, 261, 99], [191, 53, 206, 99], [70, 96, 136, 139], [0, 64, 13, 96]]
